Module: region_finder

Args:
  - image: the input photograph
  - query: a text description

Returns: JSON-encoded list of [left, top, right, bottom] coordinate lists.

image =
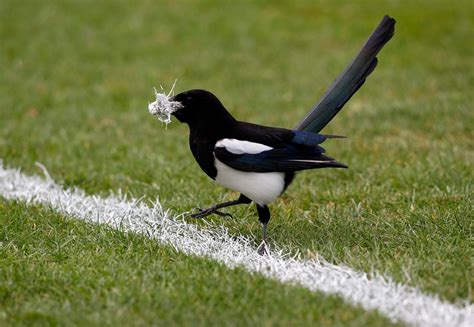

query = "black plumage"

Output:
[[163, 16, 395, 254]]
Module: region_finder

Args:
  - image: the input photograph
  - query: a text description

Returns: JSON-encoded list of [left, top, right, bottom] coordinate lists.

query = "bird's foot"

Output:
[[257, 240, 270, 256], [190, 205, 233, 219]]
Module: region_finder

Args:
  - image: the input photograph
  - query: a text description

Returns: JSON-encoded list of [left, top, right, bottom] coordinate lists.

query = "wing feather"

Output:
[[215, 139, 347, 172]]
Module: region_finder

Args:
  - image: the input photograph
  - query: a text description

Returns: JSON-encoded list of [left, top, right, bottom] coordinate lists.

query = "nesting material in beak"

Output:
[[148, 81, 183, 126]]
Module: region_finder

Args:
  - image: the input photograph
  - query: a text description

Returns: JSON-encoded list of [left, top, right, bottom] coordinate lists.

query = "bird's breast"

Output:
[[189, 136, 218, 179]]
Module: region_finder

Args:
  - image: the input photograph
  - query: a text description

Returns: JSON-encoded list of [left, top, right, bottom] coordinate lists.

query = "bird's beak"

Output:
[[170, 97, 185, 123], [172, 110, 185, 123]]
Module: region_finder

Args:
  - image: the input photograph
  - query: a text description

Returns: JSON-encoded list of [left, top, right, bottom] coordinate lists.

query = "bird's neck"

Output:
[[188, 108, 236, 141], [189, 119, 234, 141]]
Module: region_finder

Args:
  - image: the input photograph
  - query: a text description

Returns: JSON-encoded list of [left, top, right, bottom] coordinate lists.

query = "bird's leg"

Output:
[[190, 194, 251, 219], [256, 204, 271, 255]]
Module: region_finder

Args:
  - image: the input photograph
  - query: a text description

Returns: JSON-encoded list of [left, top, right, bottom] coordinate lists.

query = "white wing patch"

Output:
[[215, 138, 272, 155], [290, 159, 331, 163]]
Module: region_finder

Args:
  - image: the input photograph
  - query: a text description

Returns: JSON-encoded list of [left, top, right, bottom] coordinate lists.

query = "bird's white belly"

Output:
[[214, 158, 285, 205]]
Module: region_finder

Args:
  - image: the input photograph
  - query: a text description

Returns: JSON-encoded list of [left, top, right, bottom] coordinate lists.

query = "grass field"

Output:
[[1, 0, 472, 326]]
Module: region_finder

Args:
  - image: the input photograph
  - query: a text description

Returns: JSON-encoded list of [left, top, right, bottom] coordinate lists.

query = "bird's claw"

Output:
[[257, 240, 269, 256], [213, 210, 233, 218], [189, 206, 233, 219]]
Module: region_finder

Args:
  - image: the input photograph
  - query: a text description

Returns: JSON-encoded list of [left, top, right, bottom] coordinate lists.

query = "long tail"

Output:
[[295, 15, 396, 133]]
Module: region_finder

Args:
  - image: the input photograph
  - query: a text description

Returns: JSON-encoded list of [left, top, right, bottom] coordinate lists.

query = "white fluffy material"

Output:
[[148, 81, 183, 125], [0, 162, 473, 327]]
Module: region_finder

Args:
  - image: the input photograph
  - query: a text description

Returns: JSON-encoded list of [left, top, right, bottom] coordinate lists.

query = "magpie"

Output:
[[162, 16, 395, 254]]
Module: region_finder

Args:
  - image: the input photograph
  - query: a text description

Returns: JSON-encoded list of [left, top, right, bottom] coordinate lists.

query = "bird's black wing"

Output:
[[214, 131, 347, 173], [295, 15, 396, 133]]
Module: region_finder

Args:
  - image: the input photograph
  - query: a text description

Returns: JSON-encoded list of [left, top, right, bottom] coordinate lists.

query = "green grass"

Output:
[[0, 200, 396, 326], [0, 0, 473, 324]]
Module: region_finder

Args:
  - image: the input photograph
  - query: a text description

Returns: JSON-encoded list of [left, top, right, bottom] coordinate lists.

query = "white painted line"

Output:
[[0, 163, 472, 327]]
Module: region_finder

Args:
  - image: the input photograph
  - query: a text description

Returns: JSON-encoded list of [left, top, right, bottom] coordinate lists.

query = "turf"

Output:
[[0, 199, 397, 326], [0, 0, 472, 323]]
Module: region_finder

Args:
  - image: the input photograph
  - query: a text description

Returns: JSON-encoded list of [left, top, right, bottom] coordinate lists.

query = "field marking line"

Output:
[[0, 163, 472, 327]]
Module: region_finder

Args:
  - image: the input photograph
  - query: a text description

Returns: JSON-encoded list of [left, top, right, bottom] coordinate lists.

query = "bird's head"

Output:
[[170, 89, 232, 126], [149, 87, 235, 129]]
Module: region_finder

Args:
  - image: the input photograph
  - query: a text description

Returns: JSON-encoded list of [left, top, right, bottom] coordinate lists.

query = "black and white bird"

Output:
[[157, 16, 395, 254]]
